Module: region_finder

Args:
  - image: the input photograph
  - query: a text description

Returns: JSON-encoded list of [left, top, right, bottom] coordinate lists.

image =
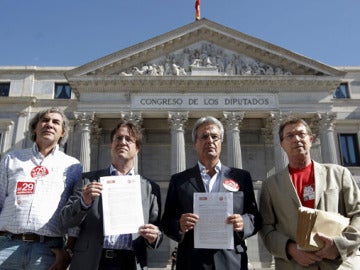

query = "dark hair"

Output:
[[192, 116, 224, 143], [29, 107, 69, 146], [110, 120, 143, 148], [278, 117, 312, 141]]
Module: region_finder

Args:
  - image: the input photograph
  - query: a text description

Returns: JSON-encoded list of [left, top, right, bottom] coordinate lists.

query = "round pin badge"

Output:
[[223, 179, 240, 192], [30, 165, 49, 178]]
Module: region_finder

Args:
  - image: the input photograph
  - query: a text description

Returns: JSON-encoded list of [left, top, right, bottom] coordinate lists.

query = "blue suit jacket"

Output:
[[161, 164, 261, 270], [60, 168, 162, 270]]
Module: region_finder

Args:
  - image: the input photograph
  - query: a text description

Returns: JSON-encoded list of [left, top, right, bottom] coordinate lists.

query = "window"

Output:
[[54, 83, 71, 99], [0, 83, 10, 96], [339, 134, 360, 166], [333, 82, 350, 99]]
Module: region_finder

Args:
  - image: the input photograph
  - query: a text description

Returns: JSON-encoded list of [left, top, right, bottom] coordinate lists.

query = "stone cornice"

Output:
[[69, 75, 341, 96]]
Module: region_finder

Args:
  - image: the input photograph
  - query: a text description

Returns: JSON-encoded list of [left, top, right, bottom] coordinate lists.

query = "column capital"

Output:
[[222, 111, 244, 130], [168, 111, 188, 131], [74, 112, 94, 128], [313, 112, 337, 130], [120, 111, 142, 125]]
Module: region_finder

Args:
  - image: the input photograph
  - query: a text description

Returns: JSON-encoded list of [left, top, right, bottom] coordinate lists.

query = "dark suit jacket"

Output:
[[60, 168, 162, 270], [161, 164, 261, 270]]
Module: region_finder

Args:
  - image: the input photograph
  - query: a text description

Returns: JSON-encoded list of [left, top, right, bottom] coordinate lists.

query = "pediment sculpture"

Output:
[[119, 42, 292, 76]]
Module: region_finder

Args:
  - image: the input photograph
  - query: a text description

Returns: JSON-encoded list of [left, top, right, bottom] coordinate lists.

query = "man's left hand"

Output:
[[139, 224, 159, 244], [314, 233, 340, 260], [227, 214, 244, 232], [48, 248, 71, 270]]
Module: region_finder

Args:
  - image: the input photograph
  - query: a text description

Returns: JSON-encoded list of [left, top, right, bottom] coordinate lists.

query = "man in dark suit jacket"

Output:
[[60, 120, 162, 270], [161, 116, 261, 270]]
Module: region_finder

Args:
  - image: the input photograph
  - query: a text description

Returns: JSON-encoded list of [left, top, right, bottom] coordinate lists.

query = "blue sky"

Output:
[[1, 0, 359, 67]]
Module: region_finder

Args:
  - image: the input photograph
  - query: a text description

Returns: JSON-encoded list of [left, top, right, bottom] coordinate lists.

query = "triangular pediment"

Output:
[[66, 18, 343, 79]]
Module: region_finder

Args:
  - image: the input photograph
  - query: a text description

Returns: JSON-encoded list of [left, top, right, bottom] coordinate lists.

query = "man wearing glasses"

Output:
[[60, 120, 162, 270], [162, 116, 261, 269], [260, 117, 360, 269]]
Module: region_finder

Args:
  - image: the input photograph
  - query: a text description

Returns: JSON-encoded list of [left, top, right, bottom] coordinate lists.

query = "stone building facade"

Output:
[[1, 19, 360, 268]]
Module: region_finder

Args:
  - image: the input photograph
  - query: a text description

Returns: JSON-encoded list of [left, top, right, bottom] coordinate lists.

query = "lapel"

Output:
[[219, 165, 231, 192], [278, 167, 302, 207], [188, 165, 206, 192], [313, 161, 326, 208]]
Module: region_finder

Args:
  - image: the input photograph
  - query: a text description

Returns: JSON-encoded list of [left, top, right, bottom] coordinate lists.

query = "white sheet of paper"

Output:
[[100, 175, 144, 236], [193, 192, 234, 249]]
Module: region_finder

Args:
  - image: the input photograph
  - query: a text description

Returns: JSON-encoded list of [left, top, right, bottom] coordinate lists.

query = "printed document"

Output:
[[100, 175, 144, 236], [193, 192, 234, 249]]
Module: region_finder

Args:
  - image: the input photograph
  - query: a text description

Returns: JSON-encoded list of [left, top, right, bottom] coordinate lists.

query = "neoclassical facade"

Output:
[[1, 19, 360, 268]]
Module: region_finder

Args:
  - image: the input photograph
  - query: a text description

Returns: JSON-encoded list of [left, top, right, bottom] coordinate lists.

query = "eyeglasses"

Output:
[[283, 132, 308, 140], [198, 133, 221, 142], [112, 135, 135, 144]]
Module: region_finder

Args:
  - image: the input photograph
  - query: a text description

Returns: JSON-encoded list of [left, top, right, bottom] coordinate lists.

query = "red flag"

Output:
[[195, 0, 200, 21]]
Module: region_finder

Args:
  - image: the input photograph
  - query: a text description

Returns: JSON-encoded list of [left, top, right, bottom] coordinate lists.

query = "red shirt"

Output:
[[289, 162, 315, 208]]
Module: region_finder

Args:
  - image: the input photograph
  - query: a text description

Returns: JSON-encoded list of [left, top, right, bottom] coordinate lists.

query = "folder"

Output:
[[296, 206, 349, 251]]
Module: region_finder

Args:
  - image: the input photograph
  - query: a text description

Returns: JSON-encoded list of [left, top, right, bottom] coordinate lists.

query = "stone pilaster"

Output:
[[168, 111, 188, 174], [222, 111, 244, 169]]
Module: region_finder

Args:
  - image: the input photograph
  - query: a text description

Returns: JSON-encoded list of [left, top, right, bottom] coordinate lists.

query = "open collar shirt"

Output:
[[0, 143, 82, 236], [198, 160, 222, 192]]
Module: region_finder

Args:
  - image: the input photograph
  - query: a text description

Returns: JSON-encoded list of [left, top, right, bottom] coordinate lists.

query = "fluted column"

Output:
[[317, 112, 338, 164], [261, 122, 276, 178], [91, 123, 102, 170], [168, 112, 188, 174], [15, 111, 29, 149], [65, 120, 75, 155], [120, 111, 142, 173], [223, 111, 244, 169], [74, 112, 94, 173], [269, 112, 288, 172]]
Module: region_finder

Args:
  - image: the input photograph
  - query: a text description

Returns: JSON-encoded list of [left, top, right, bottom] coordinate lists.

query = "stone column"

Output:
[[14, 111, 30, 149], [65, 120, 75, 156], [74, 112, 94, 173], [91, 123, 102, 170], [317, 112, 338, 164], [269, 112, 288, 172], [261, 124, 276, 178], [168, 112, 188, 174], [223, 111, 244, 169]]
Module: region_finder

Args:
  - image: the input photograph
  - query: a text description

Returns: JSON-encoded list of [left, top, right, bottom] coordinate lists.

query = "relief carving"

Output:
[[119, 42, 292, 77]]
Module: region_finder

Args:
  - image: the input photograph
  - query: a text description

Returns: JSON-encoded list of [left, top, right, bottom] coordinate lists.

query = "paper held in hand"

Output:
[[296, 206, 350, 251], [100, 175, 144, 236]]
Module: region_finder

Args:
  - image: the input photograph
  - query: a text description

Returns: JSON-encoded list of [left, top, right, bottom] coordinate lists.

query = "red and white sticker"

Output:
[[223, 179, 240, 192], [30, 165, 49, 178], [16, 181, 36, 195]]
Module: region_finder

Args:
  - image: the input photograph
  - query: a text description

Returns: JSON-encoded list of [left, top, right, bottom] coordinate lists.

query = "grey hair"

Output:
[[192, 116, 224, 142], [29, 107, 69, 146]]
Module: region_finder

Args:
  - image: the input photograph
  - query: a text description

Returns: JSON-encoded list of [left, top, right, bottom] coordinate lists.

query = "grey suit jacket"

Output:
[[60, 168, 162, 270], [161, 164, 261, 270], [259, 161, 360, 270]]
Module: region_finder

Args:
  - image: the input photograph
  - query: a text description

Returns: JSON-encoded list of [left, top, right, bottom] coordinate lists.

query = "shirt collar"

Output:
[[109, 164, 135, 176], [198, 160, 222, 176], [32, 142, 58, 157]]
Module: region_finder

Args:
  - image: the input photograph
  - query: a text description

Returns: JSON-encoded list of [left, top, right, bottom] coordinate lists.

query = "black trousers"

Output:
[[99, 249, 136, 270]]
